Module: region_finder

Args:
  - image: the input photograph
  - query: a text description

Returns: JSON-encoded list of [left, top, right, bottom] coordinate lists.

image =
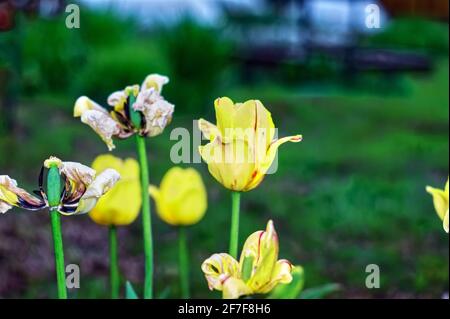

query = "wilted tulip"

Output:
[[0, 156, 120, 299], [202, 220, 293, 299], [0, 156, 120, 215], [74, 74, 174, 151]]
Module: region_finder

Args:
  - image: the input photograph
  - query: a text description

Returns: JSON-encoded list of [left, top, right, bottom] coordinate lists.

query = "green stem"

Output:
[[136, 135, 154, 299], [50, 211, 67, 299], [109, 226, 120, 299], [229, 191, 241, 259], [178, 227, 190, 299]]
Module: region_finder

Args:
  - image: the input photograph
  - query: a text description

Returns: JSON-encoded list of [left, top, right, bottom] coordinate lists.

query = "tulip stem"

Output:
[[50, 211, 67, 299], [178, 227, 190, 299], [136, 134, 154, 299], [109, 225, 120, 299], [229, 191, 241, 259]]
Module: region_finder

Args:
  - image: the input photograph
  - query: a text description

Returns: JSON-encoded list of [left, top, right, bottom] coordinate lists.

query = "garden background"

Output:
[[0, 0, 448, 298]]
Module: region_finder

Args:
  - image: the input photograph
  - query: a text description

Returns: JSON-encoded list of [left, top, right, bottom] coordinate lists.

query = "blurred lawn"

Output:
[[0, 9, 448, 298]]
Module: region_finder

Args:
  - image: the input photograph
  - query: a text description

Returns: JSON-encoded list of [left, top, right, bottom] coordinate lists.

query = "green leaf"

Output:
[[299, 283, 341, 299], [268, 265, 305, 299], [125, 281, 139, 299]]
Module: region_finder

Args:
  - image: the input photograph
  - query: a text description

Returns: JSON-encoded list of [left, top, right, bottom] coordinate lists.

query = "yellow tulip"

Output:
[[201, 220, 294, 299], [89, 154, 142, 226], [198, 97, 302, 192], [149, 167, 207, 226], [426, 177, 449, 233]]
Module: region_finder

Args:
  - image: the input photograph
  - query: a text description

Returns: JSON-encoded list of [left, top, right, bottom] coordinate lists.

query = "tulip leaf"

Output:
[[268, 265, 305, 299], [299, 283, 341, 299], [125, 281, 139, 299]]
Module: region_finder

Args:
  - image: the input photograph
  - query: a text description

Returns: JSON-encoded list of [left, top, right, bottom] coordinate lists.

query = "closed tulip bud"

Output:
[[149, 167, 207, 226], [89, 154, 142, 226]]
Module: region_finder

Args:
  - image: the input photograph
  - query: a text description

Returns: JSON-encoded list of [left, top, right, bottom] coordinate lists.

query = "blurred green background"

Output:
[[0, 0, 448, 298]]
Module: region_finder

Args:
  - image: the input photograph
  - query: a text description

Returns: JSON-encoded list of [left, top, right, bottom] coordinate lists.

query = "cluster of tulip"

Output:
[[0, 73, 447, 300]]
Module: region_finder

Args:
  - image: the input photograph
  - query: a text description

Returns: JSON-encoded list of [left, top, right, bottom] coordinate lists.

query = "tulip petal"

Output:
[[134, 90, 174, 137], [80, 110, 123, 151], [198, 118, 221, 142], [60, 161, 96, 188], [214, 98, 275, 146], [258, 259, 293, 294], [426, 185, 449, 221], [240, 221, 280, 293], [154, 167, 207, 226], [0, 175, 46, 213], [214, 97, 235, 137], [244, 134, 303, 192], [70, 168, 120, 215], [142, 74, 169, 93], [107, 90, 127, 112], [149, 184, 177, 225], [74, 96, 109, 117], [201, 253, 241, 292], [199, 138, 256, 191], [222, 276, 252, 299], [90, 156, 141, 226], [444, 210, 449, 233]]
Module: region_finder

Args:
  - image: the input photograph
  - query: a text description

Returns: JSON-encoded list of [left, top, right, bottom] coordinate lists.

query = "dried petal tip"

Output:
[[142, 74, 169, 92], [44, 156, 62, 169], [290, 135, 303, 142], [74, 96, 91, 117]]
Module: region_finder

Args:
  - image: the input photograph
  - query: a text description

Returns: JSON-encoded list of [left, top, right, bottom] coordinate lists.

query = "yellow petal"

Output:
[[445, 178, 449, 197], [214, 97, 235, 137], [74, 96, 109, 117], [107, 90, 128, 112], [0, 175, 46, 213], [214, 98, 275, 146], [199, 138, 256, 191], [152, 167, 207, 226], [443, 210, 449, 233], [426, 185, 449, 221], [222, 277, 252, 299], [141, 74, 169, 93], [240, 220, 279, 292], [258, 259, 293, 294], [243, 134, 303, 192], [198, 118, 221, 142], [201, 253, 240, 291], [89, 155, 141, 226], [74, 169, 120, 215]]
